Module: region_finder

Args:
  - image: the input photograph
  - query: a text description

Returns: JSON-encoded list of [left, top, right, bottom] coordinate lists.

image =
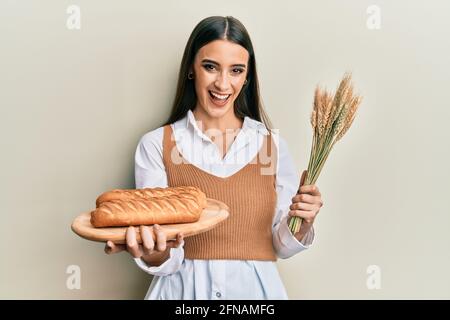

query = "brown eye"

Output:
[[203, 64, 215, 71]]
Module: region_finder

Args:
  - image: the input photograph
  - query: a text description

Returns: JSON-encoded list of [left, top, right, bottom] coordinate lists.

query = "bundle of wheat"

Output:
[[289, 72, 363, 234]]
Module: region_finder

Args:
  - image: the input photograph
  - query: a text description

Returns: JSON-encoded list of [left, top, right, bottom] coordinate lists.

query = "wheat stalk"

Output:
[[289, 72, 363, 234]]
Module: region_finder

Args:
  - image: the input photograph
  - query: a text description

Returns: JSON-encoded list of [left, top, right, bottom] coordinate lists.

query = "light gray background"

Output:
[[1, 0, 449, 299]]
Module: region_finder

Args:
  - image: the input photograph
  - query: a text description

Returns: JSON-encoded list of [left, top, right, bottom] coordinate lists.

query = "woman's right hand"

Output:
[[104, 224, 184, 266]]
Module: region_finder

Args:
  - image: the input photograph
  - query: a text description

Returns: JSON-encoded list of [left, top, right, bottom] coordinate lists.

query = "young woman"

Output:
[[104, 16, 324, 300]]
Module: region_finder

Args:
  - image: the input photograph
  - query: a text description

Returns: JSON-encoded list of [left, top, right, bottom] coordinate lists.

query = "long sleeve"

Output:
[[133, 245, 185, 277], [135, 129, 168, 189], [272, 134, 315, 259], [133, 129, 185, 276]]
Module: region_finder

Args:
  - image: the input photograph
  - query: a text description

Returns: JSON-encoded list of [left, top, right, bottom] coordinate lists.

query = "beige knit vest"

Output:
[[162, 124, 278, 261]]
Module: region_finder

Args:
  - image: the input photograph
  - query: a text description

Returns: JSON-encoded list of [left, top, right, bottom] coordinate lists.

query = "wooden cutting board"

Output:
[[71, 198, 229, 244]]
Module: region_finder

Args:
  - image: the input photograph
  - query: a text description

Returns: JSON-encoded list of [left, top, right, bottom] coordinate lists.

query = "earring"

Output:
[[244, 79, 248, 85], [188, 72, 194, 80]]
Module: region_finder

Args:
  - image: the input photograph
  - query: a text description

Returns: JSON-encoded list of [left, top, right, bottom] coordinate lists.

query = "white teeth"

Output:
[[210, 91, 230, 100]]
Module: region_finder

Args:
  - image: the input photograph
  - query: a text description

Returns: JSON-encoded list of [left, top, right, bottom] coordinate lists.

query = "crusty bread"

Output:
[[95, 186, 204, 208], [90, 186, 207, 227]]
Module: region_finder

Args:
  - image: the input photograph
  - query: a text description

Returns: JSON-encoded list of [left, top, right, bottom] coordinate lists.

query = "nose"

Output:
[[214, 71, 231, 92]]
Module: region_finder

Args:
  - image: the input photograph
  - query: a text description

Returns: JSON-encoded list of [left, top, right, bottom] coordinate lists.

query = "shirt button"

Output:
[[216, 292, 222, 298]]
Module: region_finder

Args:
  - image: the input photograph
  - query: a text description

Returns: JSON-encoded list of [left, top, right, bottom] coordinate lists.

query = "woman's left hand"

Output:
[[288, 170, 324, 240]]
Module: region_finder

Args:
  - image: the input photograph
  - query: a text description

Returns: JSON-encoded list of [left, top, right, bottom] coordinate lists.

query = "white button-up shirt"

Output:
[[133, 109, 315, 299]]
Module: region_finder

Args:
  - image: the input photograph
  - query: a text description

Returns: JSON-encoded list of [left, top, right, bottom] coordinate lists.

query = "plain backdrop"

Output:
[[1, 0, 449, 299]]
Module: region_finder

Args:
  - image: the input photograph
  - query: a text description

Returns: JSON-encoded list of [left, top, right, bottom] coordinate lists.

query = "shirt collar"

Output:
[[172, 109, 269, 146]]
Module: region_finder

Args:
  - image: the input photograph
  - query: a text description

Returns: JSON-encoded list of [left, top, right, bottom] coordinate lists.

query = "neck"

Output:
[[192, 108, 243, 135]]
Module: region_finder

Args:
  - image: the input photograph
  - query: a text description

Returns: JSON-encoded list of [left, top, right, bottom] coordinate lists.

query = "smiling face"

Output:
[[191, 39, 249, 121]]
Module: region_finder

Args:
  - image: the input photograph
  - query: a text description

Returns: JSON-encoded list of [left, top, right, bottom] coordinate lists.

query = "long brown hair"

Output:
[[163, 16, 273, 130]]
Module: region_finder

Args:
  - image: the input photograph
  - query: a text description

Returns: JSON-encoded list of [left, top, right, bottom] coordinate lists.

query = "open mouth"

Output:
[[209, 90, 231, 102]]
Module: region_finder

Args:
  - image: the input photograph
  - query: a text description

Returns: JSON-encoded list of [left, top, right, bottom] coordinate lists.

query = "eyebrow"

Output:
[[201, 59, 246, 68]]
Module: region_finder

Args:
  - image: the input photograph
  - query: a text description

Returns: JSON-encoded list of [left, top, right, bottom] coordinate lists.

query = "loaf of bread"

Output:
[[95, 186, 204, 208], [90, 186, 207, 227]]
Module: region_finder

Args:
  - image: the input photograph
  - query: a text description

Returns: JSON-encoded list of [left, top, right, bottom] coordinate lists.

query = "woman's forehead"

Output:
[[196, 40, 249, 66]]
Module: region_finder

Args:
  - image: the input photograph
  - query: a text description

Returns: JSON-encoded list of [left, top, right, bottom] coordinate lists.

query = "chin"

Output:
[[203, 98, 235, 117]]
